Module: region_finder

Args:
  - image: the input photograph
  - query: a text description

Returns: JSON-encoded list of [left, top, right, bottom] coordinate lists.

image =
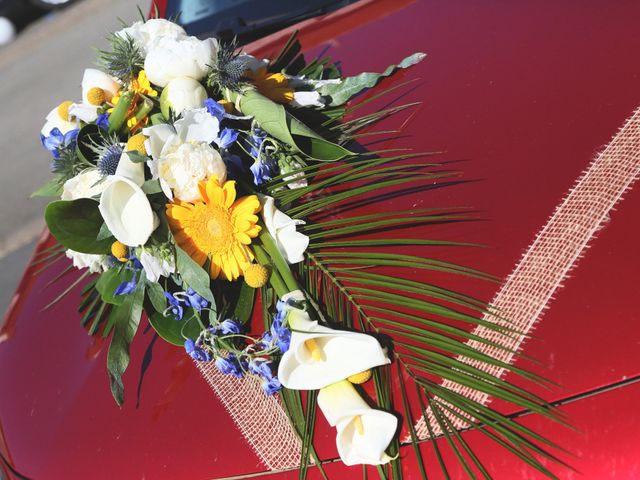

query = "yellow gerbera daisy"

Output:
[[166, 177, 262, 281], [247, 67, 294, 103]]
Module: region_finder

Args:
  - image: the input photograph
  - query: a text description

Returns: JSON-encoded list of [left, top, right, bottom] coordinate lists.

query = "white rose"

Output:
[[61, 169, 105, 200], [156, 142, 226, 202], [144, 36, 216, 87], [115, 18, 186, 53], [160, 77, 207, 116], [65, 250, 108, 273]]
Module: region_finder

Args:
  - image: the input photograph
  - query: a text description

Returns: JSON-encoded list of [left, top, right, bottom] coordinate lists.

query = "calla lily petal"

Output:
[[277, 304, 389, 390], [81, 68, 119, 104], [262, 196, 309, 264], [318, 380, 397, 466], [115, 152, 145, 186], [99, 176, 157, 247]]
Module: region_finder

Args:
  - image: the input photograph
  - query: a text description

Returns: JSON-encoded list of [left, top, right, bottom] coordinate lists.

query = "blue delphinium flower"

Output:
[[184, 339, 211, 361], [163, 292, 184, 321], [96, 113, 109, 130], [220, 319, 241, 334], [215, 353, 245, 378], [204, 98, 226, 121], [114, 278, 136, 296], [249, 358, 282, 395], [216, 127, 238, 149], [41, 127, 79, 158], [184, 287, 209, 311], [250, 156, 278, 186]]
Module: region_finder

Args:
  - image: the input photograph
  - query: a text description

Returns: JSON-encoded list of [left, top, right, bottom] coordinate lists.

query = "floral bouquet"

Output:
[[36, 11, 563, 478]]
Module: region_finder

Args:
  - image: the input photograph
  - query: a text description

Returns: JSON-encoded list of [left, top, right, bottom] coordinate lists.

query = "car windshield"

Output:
[[165, 0, 357, 42]]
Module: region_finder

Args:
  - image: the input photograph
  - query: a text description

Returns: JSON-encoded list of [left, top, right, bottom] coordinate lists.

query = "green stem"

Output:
[[131, 98, 154, 128], [253, 244, 288, 297], [259, 226, 299, 293], [108, 91, 135, 134]]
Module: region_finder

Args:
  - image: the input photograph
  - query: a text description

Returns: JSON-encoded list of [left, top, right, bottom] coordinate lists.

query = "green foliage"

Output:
[[318, 52, 426, 106], [107, 280, 145, 406], [96, 267, 131, 305], [148, 310, 201, 346], [175, 246, 216, 306], [31, 176, 64, 198], [237, 90, 354, 161], [45, 198, 112, 254]]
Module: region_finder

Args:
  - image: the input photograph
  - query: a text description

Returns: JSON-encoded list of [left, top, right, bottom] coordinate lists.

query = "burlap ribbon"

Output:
[[195, 106, 640, 466]]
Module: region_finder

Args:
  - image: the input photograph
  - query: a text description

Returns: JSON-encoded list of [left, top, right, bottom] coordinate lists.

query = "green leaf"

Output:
[[141, 179, 163, 195], [96, 268, 131, 305], [31, 177, 63, 198], [126, 150, 149, 163], [106, 281, 145, 406], [96, 222, 115, 242], [148, 310, 200, 346], [146, 281, 166, 312], [175, 246, 215, 306], [229, 281, 256, 325], [318, 52, 426, 106], [45, 198, 112, 254], [238, 90, 354, 161]]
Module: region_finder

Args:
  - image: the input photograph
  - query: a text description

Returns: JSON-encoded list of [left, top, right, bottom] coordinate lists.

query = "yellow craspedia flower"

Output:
[[87, 87, 111, 106], [244, 264, 269, 288], [166, 177, 262, 281], [111, 241, 128, 262], [247, 67, 294, 104], [131, 70, 158, 97], [57, 101, 73, 120], [126, 133, 147, 154], [347, 370, 372, 384]]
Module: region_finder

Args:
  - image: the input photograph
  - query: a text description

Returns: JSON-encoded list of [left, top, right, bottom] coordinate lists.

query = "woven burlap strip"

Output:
[[194, 361, 302, 470], [411, 106, 640, 440]]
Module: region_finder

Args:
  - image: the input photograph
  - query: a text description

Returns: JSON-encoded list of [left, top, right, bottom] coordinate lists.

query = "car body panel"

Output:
[[2, 0, 640, 478]]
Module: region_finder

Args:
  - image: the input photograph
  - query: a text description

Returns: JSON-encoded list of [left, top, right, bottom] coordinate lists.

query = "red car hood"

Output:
[[2, 1, 640, 478]]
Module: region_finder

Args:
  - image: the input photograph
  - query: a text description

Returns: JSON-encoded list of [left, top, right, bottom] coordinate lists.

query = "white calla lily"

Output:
[[98, 153, 158, 247], [68, 68, 121, 123], [277, 298, 390, 390], [318, 380, 397, 466], [40, 105, 77, 136], [261, 196, 309, 264]]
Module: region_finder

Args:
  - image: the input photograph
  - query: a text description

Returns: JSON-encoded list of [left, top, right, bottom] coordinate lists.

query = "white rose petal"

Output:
[[261, 196, 309, 263], [61, 169, 105, 200], [161, 77, 207, 116], [115, 18, 186, 53], [157, 142, 226, 202], [144, 36, 216, 87]]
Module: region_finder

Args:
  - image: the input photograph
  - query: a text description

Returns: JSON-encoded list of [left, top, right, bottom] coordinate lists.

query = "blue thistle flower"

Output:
[[97, 143, 123, 176]]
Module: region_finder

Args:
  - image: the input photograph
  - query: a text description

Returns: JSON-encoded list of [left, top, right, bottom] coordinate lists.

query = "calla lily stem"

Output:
[[258, 225, 299, 293]]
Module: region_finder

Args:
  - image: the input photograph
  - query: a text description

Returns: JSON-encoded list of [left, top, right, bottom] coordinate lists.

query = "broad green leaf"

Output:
[[96, 268, 132, 305], [229, 281, 256, 325], [175, 246, 215, 306], [126, 150, 149, 163], [146, 281, 166, 312], [31, 177, 63, 198], [148, 310, 200, 346], [318, 52, 426, 106], [107, 281, 145, 406], [96, 222, 115, 241], [238, 90, 354, 161], [141, 179, 163, 195], [45, 198, 112, 254]]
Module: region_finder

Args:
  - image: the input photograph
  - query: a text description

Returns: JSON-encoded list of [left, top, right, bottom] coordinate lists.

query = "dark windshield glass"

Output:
[[165, 0, 357, 42]]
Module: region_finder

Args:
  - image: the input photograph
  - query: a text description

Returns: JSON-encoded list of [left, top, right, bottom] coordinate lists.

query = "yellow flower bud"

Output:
[[244, 263, 269, 288], [347, 370, 372, 385], [111, 241, 129, 262], [87, 87, 108, 106], [126, 133, 147, 155], [57, 101, 73, 121]]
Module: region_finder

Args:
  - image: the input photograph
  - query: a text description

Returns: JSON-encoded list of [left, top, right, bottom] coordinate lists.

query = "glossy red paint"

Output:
[[2, 1, 640, 478]]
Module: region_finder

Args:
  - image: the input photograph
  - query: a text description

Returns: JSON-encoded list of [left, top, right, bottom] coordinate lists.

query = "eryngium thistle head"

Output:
[[98, 33, 144, 84], [207, 38, 247, 93], [86, 134, 124, 176]]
